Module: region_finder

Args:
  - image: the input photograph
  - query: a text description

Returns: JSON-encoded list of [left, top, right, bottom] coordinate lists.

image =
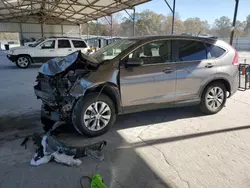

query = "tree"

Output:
[[235, 20, 247, 37], [163, 16, 185, 34], [214, 16, 232, 37], [244, 14, 250, 36], [135, 10, 166, 35], [120, 17, 134, 37], [183, 17, 210, 34]]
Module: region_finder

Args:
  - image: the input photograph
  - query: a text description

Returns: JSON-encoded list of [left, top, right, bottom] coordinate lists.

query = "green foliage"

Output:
[[80, 11, 250, 38]]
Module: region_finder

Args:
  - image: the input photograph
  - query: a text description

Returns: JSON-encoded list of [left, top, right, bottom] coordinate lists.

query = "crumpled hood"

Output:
[[39, 51, 98, 76]]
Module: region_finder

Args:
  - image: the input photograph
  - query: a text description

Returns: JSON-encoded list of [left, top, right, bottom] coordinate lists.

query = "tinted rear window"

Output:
[[206, 43, 226, 58], [177, 40, 207, 61], [72, 40, 87, 48]]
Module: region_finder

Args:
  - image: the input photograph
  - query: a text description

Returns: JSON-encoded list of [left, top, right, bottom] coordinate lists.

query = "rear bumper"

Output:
[[7, 54, 17, 62]]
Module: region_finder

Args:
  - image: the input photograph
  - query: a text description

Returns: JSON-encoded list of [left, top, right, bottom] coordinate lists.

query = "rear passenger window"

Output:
[[58, 40, 71, 48], [177, 40, 207, 61], [72, 40, 87, 48], [206, 43, 226, 59]]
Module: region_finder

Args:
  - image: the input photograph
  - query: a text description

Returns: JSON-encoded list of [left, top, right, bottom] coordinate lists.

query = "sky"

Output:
[[132, 0, 250, 25]]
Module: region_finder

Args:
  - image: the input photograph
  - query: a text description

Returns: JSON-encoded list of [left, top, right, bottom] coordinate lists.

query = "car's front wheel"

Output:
[[200, 82, 227, 114], [72, 93, 116, 137], [16, 55, 31, 68]]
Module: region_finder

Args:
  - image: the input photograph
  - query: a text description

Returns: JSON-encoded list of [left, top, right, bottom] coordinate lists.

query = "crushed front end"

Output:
[[34, 51, 98, 125]]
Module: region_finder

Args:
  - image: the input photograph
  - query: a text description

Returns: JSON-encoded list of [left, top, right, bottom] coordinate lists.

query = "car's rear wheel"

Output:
[[72, 93, 116, 137], [200, 82, 226, 114], [16, 55, 31, 68]]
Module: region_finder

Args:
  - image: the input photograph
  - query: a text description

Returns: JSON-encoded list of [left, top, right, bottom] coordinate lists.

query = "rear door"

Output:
[[174, 39, 217, 103], [120, 39, 177, 108], [56, 39, 73, 57], [71, 39, 88, 54]]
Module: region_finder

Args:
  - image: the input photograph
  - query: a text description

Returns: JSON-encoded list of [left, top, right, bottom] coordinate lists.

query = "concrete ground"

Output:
[[0, 52, 250, 188]]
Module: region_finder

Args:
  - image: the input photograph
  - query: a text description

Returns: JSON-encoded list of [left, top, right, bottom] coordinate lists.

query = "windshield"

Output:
[[91, 39, 137, 63], [31, 38, 45, 47]]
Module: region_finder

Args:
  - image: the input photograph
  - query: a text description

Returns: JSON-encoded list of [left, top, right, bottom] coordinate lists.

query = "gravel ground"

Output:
[[0, 51, 250, 188]]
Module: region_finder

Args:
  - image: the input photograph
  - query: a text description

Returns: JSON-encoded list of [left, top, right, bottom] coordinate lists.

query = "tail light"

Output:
[[232, 48, 239, 66]]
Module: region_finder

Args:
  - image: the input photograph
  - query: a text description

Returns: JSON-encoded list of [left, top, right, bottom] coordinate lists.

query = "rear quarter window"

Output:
[[72, 40, 87, 48], [205, 43, 226, 59]]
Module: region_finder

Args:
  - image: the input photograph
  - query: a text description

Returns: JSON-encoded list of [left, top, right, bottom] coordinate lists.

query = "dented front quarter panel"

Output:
[[69, 59, 119, 98]]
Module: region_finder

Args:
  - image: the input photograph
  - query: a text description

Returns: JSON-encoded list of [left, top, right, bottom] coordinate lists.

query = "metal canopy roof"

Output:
[[0, 0, 150, 25]]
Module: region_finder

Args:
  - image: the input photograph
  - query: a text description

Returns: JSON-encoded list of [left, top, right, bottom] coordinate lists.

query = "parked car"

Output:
[[7, 37, 89, 68], [34, 35, 239, 137]]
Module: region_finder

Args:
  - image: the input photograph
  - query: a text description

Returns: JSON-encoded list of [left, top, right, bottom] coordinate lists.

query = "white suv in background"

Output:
[[7, 37, 89, 68]]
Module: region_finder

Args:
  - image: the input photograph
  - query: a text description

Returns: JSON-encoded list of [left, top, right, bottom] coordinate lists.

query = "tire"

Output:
[[72, 93, 116, 137], [200, 82, 227, 114], [16, 55, 31, 68]]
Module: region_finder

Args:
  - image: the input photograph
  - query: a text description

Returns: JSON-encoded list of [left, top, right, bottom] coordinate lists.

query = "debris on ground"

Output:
[[25, 121, 107, 167]]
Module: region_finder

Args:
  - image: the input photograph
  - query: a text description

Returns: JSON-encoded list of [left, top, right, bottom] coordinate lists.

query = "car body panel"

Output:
[[34, 35, 239, 124], [7, 38, 89, 64], [120, 62, 176, 107]]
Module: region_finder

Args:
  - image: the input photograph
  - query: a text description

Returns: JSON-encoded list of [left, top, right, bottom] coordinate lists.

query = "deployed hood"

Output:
[[39, 51, 98, 76]]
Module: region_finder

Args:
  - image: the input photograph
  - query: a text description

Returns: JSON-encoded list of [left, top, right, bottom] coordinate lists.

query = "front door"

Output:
[[173, 39, 218, 103], [36, 39, 56, 62], [120, 40, 176, 110]]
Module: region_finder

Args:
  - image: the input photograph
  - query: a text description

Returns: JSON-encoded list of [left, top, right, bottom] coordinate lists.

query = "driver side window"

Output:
[[128, 40, 172, 64], [40, 40, 55, 49]]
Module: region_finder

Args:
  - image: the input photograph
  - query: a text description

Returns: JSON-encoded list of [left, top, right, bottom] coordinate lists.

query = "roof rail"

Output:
[[48, 36, 81, 39]]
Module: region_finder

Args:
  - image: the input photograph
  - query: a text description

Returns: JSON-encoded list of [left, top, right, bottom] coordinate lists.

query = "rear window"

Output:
[[72, 40, 87, 48], [205, 43, 226, 59], [177, 40, 207, 61], [58, 40, 71, 48]]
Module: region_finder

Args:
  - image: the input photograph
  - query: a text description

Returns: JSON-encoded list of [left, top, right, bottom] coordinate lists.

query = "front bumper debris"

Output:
[[41, 105, 60, 122]]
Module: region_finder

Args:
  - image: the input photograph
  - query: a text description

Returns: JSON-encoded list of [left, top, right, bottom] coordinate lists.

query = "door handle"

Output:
[[163, 67, 174, 74], [68, 49, 72, 51], [205, 63, 214, 68], [49, 50, 55, 52]]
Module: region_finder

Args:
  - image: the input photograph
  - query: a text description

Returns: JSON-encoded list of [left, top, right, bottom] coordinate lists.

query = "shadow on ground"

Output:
[[0, 106, 249, 188], [1, 64, 42, 70]]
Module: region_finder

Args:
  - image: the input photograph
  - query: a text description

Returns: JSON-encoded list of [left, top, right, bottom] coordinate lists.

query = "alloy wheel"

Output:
[[17, 57, 29, 67], [83, 101, 111, 131], [205, 86, 224, 111]]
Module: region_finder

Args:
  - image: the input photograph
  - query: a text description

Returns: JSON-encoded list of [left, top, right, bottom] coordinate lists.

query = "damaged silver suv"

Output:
[[34, 35, 239, 137]]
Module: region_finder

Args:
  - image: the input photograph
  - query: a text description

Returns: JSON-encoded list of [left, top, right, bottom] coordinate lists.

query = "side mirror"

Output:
[[125, 58, 143, 67]]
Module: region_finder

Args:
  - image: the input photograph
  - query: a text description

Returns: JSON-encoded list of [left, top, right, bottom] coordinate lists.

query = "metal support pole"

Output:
[[96, 19, 100, 48], [19, 23, 23, 45], [96, 19, 99, 38], [87, 23, 89, 40], [61, 25, 63, 36], [164, 0, 176, 34], [110, 15, 113, 39], [41, 24, 44, 37], [78, 24, 81, 38], [230, 0, 239, 45], [133, 8, 135, 36], [171, 0, 176, 34]]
